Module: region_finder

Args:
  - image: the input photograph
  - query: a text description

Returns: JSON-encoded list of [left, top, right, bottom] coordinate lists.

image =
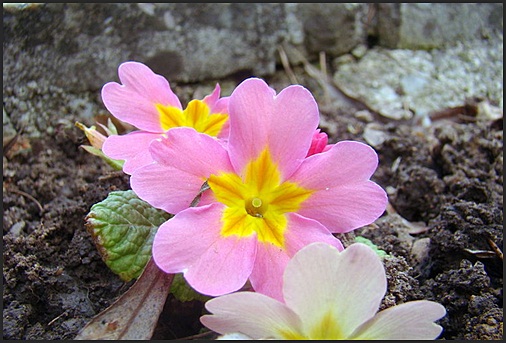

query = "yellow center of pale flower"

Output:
[[208, 148, 313, 248], [278, 310, 346, 340]]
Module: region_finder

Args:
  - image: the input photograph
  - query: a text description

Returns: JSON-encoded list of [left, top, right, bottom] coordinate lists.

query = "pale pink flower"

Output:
[[131, 78, 387, 299], [101, 61, 229, 174], [201, 242, 447, 340]]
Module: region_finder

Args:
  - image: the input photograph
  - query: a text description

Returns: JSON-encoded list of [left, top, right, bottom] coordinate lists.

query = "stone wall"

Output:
[[376, 3, 503, 49], [3, 3, 503, 140], [4, 3, 502, 89]]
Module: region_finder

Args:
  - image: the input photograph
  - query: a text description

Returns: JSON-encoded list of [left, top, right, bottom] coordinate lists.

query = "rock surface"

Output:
[[376, 3, 503, 49], [333, 35, 503, 120]]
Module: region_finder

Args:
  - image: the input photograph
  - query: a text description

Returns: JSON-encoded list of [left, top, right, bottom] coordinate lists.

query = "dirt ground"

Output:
[[3, 63, 503, 340]]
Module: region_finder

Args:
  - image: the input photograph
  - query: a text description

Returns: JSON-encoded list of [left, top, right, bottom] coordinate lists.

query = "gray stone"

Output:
[[363, 123, 389, 148], [296, 3, 367, 57], [377, 3, 503, 49], [3, 107, 18, 144], [3, 3, 285, 92], [2, 3, 372, 139], [4, 3, 502, 139], [3, 3, 371, 94], [333, 34, 503, 120]]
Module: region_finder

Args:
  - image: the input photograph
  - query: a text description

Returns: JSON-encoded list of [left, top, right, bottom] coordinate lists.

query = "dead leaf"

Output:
[[74, 258, 173, 340]]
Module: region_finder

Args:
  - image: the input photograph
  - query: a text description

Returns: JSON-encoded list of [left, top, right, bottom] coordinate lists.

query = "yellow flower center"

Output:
[[156, 99, 228, 136], [278, 310, 346, 340], [208, 148, 313, 249]]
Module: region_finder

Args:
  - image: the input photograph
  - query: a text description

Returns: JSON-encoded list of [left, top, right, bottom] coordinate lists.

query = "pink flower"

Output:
[[307, 129, 332, 157], [101, 61, 229, 174], [201, 242, 447, 340], [131, 78, 388, 300]]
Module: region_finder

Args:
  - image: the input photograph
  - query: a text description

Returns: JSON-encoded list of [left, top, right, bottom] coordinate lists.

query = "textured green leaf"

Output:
[[85, 190, 172, 281], [170, 273, 211, 303]]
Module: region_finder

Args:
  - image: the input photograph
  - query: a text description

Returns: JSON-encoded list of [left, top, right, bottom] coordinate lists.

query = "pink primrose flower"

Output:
[[201, 242, 447, 340], [307, 128, 332, 157], [101, 61, 229, 174], [130, 78, 388, 300]]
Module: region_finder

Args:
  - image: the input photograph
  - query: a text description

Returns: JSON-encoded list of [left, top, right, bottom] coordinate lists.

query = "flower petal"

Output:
[[227, 78, 272, 171], [300, 181, 387, 233], [249, 213, 343, 302], [306, 129, 329, 157], [201, 292, 303, 340], [130, 163, 203, 214], [283, 243, 386, 338], [349, 300, 446, 340], [102, 131, 162, 174], [151, 127, 233, 177], [101, 61, 182, 132], [295, 141, 381, 184], [215, 332, 252, 340], [248, 241, 291, 303], [283, 214, 344, 255], [212, 97, 230, 139], [227, 78, 319, 179], [291, 141, 388, 232], [152, 203, 256, 296], [130, 127, 233, 213], [152, 205, 216, 273], [202, 84, 222, 108], [185, 234, 257, 297], [203, 84, 230, 139]]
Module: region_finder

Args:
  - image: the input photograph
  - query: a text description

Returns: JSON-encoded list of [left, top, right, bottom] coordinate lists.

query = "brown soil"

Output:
[[3, 67, 503, 340]]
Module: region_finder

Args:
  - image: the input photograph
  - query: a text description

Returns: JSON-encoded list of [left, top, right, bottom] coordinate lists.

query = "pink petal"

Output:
[[299, 181, 387, 233], [101, 61, 182, 132], [185, 233, 257, 296], [201, 292, 303, 339], [271, 85, 320, 179], [212, 97, 230, 140], [283, 243, 387, 338], [283, 214, 344, 255], [211, 96, 230, 116], [101, 131, 162, 175], [202, 84, 230, 139], [152, 203, 257, 296], [227, 78, 273, 170], [349, 300, 446, 340], [249, 213, 343, 302], [202, 84, 222, 108], [130, 163, 206, 214], [248, 241, 291, 303], [294, 140, 381, 186], [152, 205, 217, 273], [130, 128, 233, 213], [306, 129, 329, 157], [227, 78, 319, 180], [291, 141, 388, 232], [149, 127, 234, 177]]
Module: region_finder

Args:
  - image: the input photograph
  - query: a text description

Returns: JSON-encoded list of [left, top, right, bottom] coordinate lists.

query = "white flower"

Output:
[[201, 242, 446, 340]]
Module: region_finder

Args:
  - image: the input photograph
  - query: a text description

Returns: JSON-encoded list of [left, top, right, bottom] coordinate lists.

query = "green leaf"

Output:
[[85, 190, 172, 281], [81, 145, 125, 171], [354, 236, 389, 258], [169, 273, 212, 303]]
